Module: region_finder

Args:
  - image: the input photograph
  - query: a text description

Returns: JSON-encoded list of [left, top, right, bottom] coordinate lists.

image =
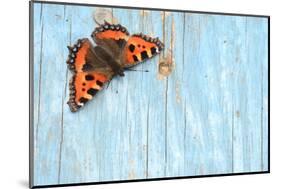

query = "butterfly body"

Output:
[[66, 22, 164, 112]]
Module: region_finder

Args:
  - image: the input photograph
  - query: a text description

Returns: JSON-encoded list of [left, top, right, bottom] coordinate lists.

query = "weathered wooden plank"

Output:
[[210, 15, 244, 173], [145, 10, 167, 178], [34, 3, 69, 185], [33, 2, 42, 157], [232, 17, 267, 172], [33, 3, 43, 185], [231, 17, 248, 172], [203, 15, 243, 174], [182, 14, 234, 175], [58, 5, 101, 184], [32, 2, 269, 186], [243, 17, 265, 172], [164, 11, 187, 177], [182, 13, 205, 175], [261, 18, 269, 171], [112, 8, 149, 180], [245, 17, 262, 172]]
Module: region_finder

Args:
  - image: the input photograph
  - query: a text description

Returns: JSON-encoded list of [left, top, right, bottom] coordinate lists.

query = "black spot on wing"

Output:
[[132, 55, 139, 62], [150, 47, 157, 55], [79, 97, 89, 104], [96, 80, 103, 87], [82, 63, 94, 72], [128, 44, 135, 53], [141, 51, 149, 61], [87, 88, 98, 96], [85, 74, 95, 81]]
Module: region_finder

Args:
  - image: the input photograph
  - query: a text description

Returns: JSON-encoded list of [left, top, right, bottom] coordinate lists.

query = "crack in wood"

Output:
[[261, 59, 264, 170], [146, 99, 150, 178], [58, 8, 72, 183], [35, 8, 44, 153]]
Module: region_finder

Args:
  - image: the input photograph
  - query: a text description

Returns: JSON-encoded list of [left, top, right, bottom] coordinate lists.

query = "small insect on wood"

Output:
[[66, 21, 164, 112]]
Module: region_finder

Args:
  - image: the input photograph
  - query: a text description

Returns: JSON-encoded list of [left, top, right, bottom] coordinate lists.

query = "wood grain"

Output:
[[32, 2, 269, 186]]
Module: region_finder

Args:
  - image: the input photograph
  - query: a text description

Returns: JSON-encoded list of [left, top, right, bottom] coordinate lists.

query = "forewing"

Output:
[[91, 22, 130, 59], [121, 33, 164, 68], [66, 38, 115, 112]]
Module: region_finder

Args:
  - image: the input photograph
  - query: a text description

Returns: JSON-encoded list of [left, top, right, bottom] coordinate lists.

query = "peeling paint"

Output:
[[93, 8, 118, 25], [171, 15, 175, 49], [236, 110, 240, 118], [161, 11, 172, 17], [128, 159, 136, 179], [128, 170, 136, 179], [157, 50, 175, 80], [176, 81, 181, 104], [140, 10, 150, 17]]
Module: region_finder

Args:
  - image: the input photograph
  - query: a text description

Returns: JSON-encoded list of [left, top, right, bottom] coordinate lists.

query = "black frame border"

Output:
[[29, 0, 270, 188]]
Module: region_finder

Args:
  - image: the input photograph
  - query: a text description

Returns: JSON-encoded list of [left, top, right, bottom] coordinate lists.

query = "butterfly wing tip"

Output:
[[67, 100, 80, 113]]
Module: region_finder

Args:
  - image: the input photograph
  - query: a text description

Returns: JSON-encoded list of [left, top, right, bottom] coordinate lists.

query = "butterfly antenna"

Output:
[[106, 79, 112, 89], [125, 68, 149, 73]]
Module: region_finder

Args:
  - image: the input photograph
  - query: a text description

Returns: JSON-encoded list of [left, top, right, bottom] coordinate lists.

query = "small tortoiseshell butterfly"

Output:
[[66, 22, 164, 112]]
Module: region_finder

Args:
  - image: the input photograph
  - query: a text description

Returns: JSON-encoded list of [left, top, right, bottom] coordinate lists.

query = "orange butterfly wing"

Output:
[[67, 72, 109, 112], [66, 38, 114, 112], [91, 22, 164, 68], [122, 34, 164, 68], [91, 21, 130, 47], [92, 22, 129, 57]]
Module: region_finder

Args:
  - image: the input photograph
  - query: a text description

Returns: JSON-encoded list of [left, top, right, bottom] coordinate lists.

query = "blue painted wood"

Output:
[[32, 2, 269, 186], [165, 11, 186, 177], [142, 10, 171, 179], [182, 14, 236, 175], [34, 3, 70, 185]]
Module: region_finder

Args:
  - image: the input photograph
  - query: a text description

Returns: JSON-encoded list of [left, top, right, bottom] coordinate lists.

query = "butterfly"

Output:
[[66, 21, 164, 112]]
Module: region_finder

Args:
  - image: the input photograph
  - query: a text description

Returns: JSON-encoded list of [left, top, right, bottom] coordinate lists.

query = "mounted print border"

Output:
[[29, 0, 270, 188]]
